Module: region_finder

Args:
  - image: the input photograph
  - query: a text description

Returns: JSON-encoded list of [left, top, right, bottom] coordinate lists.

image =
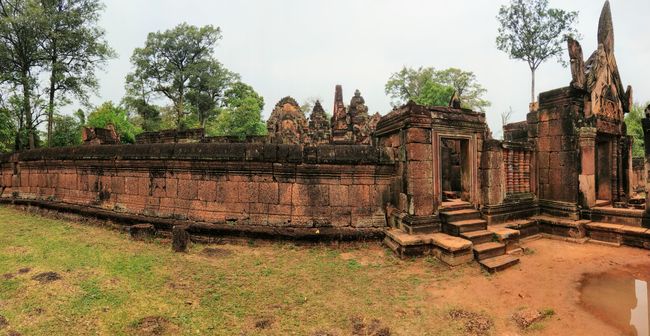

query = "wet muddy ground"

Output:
[[425, 238, 650, 335]]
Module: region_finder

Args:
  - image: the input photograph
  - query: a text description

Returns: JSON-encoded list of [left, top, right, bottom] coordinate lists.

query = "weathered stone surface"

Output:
[[172, 226, 190, 252], [129, 224, 156, 240]]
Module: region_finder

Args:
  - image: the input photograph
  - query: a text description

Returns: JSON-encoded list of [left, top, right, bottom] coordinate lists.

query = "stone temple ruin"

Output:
[[0, 1, 648, 272]]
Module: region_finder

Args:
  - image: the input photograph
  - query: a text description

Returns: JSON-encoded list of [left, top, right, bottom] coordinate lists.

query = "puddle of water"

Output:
[[580, 269, 650, 336]]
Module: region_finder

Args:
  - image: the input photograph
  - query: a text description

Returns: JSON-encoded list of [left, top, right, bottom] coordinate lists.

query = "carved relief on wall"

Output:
[[267, 97, 308, 145]]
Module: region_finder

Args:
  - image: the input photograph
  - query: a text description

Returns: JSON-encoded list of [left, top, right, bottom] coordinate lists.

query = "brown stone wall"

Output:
[[632, 157, 645, 195], [533, 87, 582, 204], [0, 144, 395, 234]]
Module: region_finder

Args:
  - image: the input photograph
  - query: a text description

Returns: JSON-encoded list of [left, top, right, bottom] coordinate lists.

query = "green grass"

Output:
[[0, 206, 480, 335]]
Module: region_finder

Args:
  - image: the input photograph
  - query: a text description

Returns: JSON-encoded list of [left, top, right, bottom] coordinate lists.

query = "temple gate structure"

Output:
[[0, 1, 648, 273]]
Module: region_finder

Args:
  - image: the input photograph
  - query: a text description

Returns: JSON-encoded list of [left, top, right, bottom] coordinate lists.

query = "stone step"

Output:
[[488, 226, 521, 253], [460, 230, 494, 245], [503, 219, 539, 238], [473, 242, 506, 261], [479, 254, 520, 273], [444, 219, 488, 236], [400, 221, 440, 235], [441, 208, 482, 222]]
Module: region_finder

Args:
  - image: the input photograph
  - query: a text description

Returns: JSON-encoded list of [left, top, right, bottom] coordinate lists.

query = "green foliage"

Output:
[[87, 101, 139, 143], [434, 68, 491, 112], [0, 106, 16, 153], [496, 0, 579, 101], [51, 114, 81, 147], [186, 59, 240, 128], [625, 102, 649, 158], [207, 82, 266, 139], [385, 66, 489, 110], [40, 0, 115, 145], [127, 23, 222, 129], [0, 0, 49, 149]]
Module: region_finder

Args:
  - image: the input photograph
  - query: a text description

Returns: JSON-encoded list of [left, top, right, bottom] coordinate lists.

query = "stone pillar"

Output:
[[642, 119, 650, 216], [405, 127, 434, 216], [578, 127, 597, 209]]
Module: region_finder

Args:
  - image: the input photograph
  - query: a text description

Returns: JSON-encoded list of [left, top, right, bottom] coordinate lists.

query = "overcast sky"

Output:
[[90, 0, 650, 136]]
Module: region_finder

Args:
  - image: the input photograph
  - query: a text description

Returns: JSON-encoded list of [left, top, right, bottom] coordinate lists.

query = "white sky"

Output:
[[87, 0, 650, 136]]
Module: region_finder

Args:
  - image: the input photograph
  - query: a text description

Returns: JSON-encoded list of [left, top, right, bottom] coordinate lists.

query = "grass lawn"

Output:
[[0, 206, 483, 336]]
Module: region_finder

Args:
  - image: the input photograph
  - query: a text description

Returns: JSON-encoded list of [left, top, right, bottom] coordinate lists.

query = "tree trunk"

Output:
[[47, 51, 57, 147], [531, 68, 536, 103], [22, 72, 35, 149]]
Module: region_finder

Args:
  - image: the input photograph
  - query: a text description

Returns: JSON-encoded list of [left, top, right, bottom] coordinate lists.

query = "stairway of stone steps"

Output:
[[440, 206, 520, 273]]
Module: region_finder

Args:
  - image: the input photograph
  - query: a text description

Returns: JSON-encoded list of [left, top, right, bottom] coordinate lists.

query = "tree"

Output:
[[624, 102, 649, 158], [208, 82, 266, 139], [0, 100, 17, 152], [126, 23, 222, 129], [385, 66, 488, 109], [0, 0, 48, 149], [434, 68, 491, 112], [496, 0, 579, 103], [41, 0, 115, 146], [50, 113, 81, 147], [185, 58, 239, 128], [87, 101, 139, 143]]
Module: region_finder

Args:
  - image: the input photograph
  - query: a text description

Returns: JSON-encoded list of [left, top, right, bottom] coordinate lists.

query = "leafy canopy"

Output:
[[41, 0, 115, 145], [87, 101, 139, 143], [208, 82, 266, 140], [624, 102, 649, 158], [496, 0, 578, 101], [385, 66, 490, 111], [127, 23, 222, 128], [51, 114, 82, 147]]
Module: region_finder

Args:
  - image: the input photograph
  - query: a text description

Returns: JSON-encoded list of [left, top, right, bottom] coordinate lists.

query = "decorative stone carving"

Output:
[[267, 97, 308, 145], [568, 37, 586, 90], [82, 125, 120, 145], [449, 91, 461, 109], [331, 85, 350, 143], [307, 100, 331, 145], [581, 0, 632, 123]]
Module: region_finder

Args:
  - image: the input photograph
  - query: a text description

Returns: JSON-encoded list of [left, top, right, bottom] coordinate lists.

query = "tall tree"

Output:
[[385, 66, 489, 110], [496, 0, 578, 103], [127, 23, 222, 129], [185, 58, 239, 128], [41, 0, 115, 146], [0, 0, 48, 149], [208, 82, 266, 139]]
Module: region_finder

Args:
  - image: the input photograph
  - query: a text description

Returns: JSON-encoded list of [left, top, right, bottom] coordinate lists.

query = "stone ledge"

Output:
[[0, 198, 384, 242]]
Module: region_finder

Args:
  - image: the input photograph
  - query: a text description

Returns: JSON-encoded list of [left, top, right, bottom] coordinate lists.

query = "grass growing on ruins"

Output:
[[0, 206, 486, 336]]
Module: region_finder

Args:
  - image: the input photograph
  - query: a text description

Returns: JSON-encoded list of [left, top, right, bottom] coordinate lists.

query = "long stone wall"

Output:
[[0, 143, 396, 239]]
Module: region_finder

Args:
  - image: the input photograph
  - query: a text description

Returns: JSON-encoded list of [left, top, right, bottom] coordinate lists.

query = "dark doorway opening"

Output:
[[596, 137, 612, 205], [441, 138, 471, 203]]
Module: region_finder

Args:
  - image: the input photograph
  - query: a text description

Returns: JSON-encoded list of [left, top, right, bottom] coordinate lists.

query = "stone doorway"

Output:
[[596, 137, 613, 205], [441, 138, 471, 203]]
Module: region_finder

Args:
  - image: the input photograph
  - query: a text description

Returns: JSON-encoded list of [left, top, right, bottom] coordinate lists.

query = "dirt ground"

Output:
[[424, 237, 650, 335], [1, 206, 649, 335]]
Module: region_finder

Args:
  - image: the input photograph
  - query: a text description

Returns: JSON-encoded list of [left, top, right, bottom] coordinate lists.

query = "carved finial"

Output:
[[334, 85, 343, 104], [598, 1, 614, 52], [568, 37, 585, 89], [449, 91, 461, 109], [312, 100, 325, 114]]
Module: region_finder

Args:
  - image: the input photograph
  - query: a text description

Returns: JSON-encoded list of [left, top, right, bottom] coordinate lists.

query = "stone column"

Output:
[[642, 119, 650, 216], [578, 127, 597, 209], [405, 127, 434, 216]]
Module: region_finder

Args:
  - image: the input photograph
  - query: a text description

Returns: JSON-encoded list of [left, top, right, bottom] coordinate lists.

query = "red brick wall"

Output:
[[535, 88, 581, 203], [0, 144, 396, 232]]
